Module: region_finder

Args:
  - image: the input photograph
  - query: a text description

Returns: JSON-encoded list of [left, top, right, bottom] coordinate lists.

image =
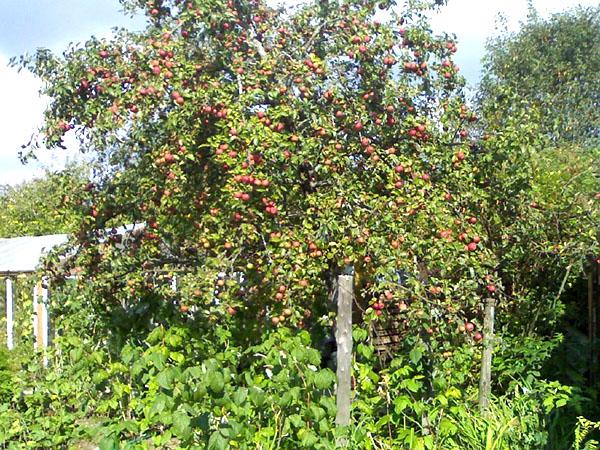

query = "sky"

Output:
[[0, 0, 597, 186]]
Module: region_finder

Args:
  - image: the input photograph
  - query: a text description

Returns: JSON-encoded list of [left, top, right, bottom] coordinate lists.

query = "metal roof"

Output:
[[0, 234, 69, 274], [0, 224, 144, 275]]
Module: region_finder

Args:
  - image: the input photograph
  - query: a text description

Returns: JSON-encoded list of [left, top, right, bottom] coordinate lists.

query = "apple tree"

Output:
[[18, 0, 502, 398]]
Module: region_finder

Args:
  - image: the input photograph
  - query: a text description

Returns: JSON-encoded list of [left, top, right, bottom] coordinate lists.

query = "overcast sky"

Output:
[[0, 0, 597, 186]]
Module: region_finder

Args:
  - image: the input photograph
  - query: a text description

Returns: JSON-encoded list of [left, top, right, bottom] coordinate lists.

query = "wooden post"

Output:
[[6, 278, 13, 350], [32, 280, 49, 365], [335, 274, 353, 429], [479, 297, 495, 412]]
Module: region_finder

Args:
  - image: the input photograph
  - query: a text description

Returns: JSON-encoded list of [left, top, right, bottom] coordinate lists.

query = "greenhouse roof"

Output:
[[0, 234, 69, 274], [0, 224, 144, 275]]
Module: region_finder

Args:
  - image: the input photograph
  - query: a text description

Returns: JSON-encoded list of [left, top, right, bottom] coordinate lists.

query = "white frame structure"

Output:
[[5, 278, 13, 350], [1, 234, 68, 356]]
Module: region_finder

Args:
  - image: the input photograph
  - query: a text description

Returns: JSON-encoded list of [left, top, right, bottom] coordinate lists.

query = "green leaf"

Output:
[[157, 368, 174, 390], [249, 387, 266, 407], [314, 370, 334, 390], [98, 435, 118, 450], [208, 371, 225, 394], [298, 428, 319, 447], [232, 387, 248, 405], [409, 347, 422, 365], [208, 430, 228, 450], [172, 410, 191, 438]]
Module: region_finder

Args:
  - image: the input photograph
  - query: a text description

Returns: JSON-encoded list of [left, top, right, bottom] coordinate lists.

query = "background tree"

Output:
[[0, 164, 86, 238], [479, 6, 600, 147], [472, 5, 600, 443]]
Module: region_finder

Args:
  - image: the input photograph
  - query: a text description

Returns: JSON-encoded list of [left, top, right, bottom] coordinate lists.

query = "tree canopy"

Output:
[[18, 0, 499, 343], [479, 6, 600, 146], [0, 165, 85, 238]]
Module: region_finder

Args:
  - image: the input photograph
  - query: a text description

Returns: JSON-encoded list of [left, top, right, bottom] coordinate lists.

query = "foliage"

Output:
[[574, 417, 600, 450], [13, 0, 505, 354], [0, 320, 578, 449], [0, 164, 86, 238], [1, 0, 598, 448], [479, 6, 600, 147], [0, 348, 17, 403]]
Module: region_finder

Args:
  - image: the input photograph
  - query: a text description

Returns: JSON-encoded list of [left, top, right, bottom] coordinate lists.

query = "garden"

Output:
[[0, 0, 599, 448]]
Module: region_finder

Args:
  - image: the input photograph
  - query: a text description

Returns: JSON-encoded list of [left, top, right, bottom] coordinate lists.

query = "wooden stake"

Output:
[[335, 274, 353, 429], [479, 297, 495, 412]]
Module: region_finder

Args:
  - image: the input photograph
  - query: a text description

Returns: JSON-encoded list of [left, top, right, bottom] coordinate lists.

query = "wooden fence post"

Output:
[[33, 280, 49, 365], [336, 274, 353, 431], [479, 297, 495, 412]]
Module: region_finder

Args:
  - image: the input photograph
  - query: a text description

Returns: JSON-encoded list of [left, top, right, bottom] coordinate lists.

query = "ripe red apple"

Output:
[[474, 332, 483, 343], [486, 284, 496, 293], [465, 322, 475, 332]]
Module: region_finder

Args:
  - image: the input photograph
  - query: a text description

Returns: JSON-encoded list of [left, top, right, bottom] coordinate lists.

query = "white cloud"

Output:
[[0, 54, 81, 186]]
